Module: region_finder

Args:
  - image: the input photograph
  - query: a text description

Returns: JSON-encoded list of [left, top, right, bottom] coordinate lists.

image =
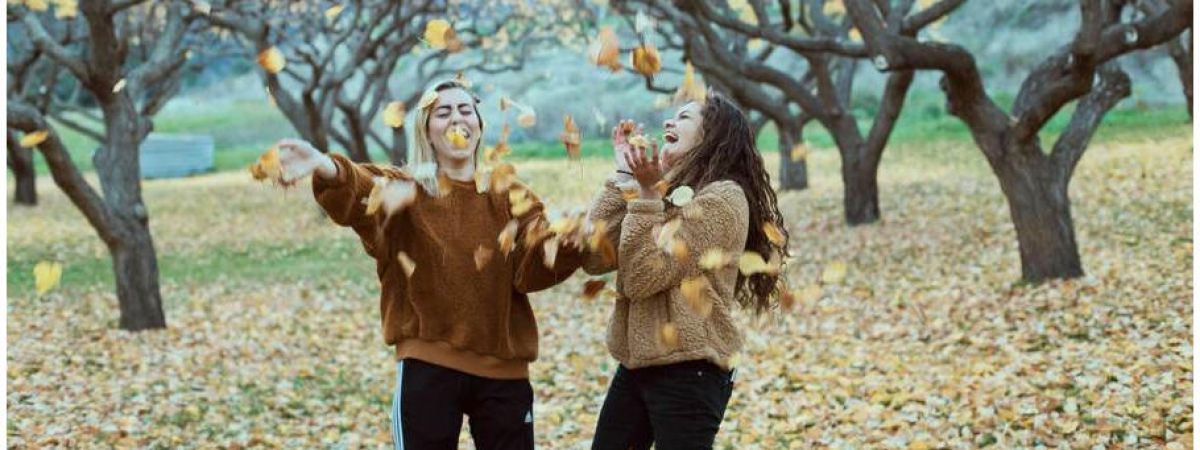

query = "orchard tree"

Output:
[[845, 0, 1192, 281], [208, 0, 593, 164], [7, 0, 208, 330], [607, 0, 958, 225]]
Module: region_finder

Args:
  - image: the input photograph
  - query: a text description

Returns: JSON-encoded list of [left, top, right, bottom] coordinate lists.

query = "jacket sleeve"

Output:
[[510, 183, 584, 294], [617, 181, 749, 301], [311, 152, 413, 259], [582, 178, 629, 275]]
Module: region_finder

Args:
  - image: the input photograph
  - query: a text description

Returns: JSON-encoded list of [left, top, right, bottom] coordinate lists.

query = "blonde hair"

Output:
[[408, 79, 485, 195]]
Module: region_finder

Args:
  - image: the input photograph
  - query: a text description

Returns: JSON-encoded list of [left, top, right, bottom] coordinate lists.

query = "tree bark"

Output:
[[1166, 31, 1192, 118], [8, 130, 37, 205], [994, 158, 1083, 282], [776, 124, 808, 191], [95, 100, 166, 330]]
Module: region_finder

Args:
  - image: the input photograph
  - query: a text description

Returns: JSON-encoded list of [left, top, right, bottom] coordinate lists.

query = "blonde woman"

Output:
[[273, 79, 581, 450]]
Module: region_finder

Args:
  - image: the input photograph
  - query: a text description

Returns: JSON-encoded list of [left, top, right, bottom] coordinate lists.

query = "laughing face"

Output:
[[426, 88, 482, 164], [661, 101, 703, 170]]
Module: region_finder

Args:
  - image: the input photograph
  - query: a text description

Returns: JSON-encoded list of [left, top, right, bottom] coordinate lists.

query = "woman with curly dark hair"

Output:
[[584, 91, 789, 449]]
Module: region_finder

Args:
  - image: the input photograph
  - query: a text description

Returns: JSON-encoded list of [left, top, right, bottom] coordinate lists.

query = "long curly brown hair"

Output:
[[665, 92, 789, 315]]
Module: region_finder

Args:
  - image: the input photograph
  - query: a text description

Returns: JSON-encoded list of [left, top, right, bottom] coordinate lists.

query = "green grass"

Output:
[[7, 239, 374, 294]]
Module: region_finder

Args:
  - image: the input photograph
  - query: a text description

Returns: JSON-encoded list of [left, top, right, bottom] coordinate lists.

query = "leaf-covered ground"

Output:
[[7, 130, 1192, 449]]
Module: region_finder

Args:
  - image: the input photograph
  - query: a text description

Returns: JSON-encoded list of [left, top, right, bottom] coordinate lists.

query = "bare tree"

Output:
[[208, 1, 591, 165], [612, 0, 957, 225], [8, 0, 206, 330], [845, 0, 1192, 281], [1139, 0, 1192, 116]]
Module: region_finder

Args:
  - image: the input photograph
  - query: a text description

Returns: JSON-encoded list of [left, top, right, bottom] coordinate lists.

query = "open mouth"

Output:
[[663, 132, 678, 144]]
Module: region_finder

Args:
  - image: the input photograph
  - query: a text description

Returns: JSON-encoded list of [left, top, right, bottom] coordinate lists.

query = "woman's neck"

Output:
[[437, 157, 475, 182]]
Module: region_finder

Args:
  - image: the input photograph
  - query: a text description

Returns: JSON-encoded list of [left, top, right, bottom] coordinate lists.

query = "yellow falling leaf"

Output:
[[249, 146, 282, 182], [509, 187, 535, 217], [497, 219, 520, 256], [111, 78, 126, 94], [52, 0, 77, 18], [670, 239, 689, 263], [738, 251, 778, 275], [542, 237, 560, 268], [19, 130, 50, 148], [699, 248, 734, 271], [324, 4, 344, 22], [395, 252, 416, 278], [659, 322, 679, 350], [473, 170, 490, 194], [382, 101, 406, 128], [560, 114, 582, 160], [33, 261, 62, 295], [588, 26, 622, 72], [763, 222, 786, 247], [474, 245, 494, 271], [675, 62, 707, 104], [454, 71, 471, 88], [654, 219, 682, 251], [790, 143, 809, 162], [363, 177, 387, 215], [490, 163, 517, 192], [424, 19, 451, 48], [631, 44, 662, 76], [681, 276, 712, 317], [821, 260, 848, 284], [445, 126, 469, 149], [581, 279, 607, 301], [652, 180, 671, 198], [517, 108, 537, 128], [620, 188, 640, 201], [499, 96, 514, 112], [666, 186, 694, 206], [25, 0, 49, 12], [418, 90, 439, 110], [627, 134, 652, 150], [256, 47, 286, 74]]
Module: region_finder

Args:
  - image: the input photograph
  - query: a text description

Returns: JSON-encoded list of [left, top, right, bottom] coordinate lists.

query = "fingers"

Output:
[[623, 149, 636, 172], [650, 140, 660, 168]]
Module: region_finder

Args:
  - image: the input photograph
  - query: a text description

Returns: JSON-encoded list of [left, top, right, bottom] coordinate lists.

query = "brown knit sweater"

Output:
[[584, 178, 749, 370], [313, 153, 582, 379]]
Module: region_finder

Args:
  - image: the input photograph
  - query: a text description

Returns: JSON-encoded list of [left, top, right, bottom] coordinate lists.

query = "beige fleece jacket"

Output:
[[584, 178, 748, 370]]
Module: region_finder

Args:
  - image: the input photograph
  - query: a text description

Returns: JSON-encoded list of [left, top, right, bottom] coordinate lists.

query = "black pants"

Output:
[[591, 360, 735, 450], [392, 359, 534, 450]]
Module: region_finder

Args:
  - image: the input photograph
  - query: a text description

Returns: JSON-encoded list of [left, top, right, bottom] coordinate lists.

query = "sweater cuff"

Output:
[[627, 199, 665, 215], [312, 152, 353, 191]]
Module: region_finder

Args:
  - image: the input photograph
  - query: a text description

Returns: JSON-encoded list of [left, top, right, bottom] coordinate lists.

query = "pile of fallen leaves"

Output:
[[7, 133, 1192, 448]]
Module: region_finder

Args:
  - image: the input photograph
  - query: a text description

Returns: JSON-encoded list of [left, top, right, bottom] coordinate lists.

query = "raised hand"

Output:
[[275, 138, 337, 183], [610, 119, 644, 174], [623, 137, 663, 199]]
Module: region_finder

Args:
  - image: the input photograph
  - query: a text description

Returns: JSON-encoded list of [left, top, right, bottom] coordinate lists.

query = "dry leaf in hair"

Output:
[[763, 222, 786, 247], [738, 251, 778, 275]]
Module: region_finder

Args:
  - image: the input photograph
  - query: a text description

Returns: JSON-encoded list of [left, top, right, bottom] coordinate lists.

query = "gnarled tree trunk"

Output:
[[8, 130, 37, 205], [776, 124, 808, 191]]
